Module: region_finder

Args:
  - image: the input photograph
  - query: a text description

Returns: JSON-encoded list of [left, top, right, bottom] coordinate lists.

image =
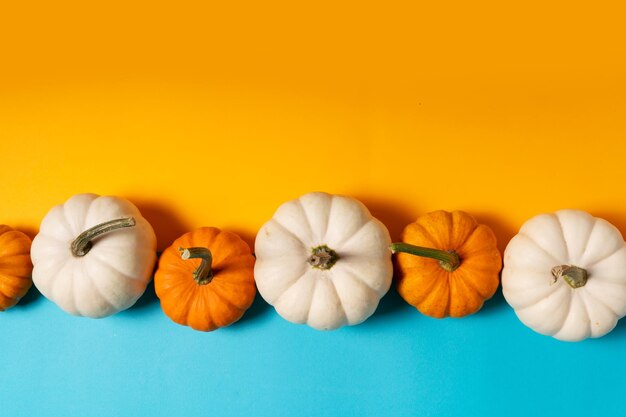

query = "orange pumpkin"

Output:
[[155, 227, 256, 331], [392, 210, 502, 318], [0, 225, 33, 311]]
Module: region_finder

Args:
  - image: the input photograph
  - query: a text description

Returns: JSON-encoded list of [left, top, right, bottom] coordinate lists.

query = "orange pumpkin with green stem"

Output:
[[155, 227, 256, 331], [0, 225, 33, 311], [391, 210, 502, 318]]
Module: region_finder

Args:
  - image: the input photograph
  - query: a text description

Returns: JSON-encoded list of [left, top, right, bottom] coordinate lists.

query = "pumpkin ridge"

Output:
[[586, 242, 625, 269], [402, 222, 438, 249], [86, 256, 144, 310], [567, 215, 598, 263], [90, 251, 137, 281], [0, 255, 33, 273], [450, 211, 479, 248], [255, 257, 308, 303], [321, 195, 335, 244], [172, 288, 197, 327], [455, 224, 484, 254], [208, 289, 244, 329], [200, 226, 225, 246], [326, 276, 348, 325], [0, 270, 31, 281], [451, 268, 490, 300], [186, 288, 212, 330], [208, 280, 248, 312], [300, 193, 333, 244], [517, 233, 562, 265], [582, 286, 620, 317], [517, 285, 571, 332], [0, 284, 15, 299], [448, 273, 479, 317], [443, 211, 454, 251], [334, 263, 386, 298], [210, 231, 249, 265], [38, 256, 70, 298], [270, 219, 308, 250], [553, 213, 572, 263], [69, 261, 84, 315], [210, 265, 255, 286], [81, 195, 99, 230], [585, 279, 626, 314], [0, 274, 28, 294], [276, 271, 314, 309], [335, 219, 373, 250], [508, 276, 562, 309], [49, 206, 73, 239], [335, 262, 380, 297], [396, 261, 442, 276], [551, 293, 582, 339], [306, 276, 347, 328], [578, 219, 604, 266], [397, 264, 444, 305], [214, 253, 254, 271], [156, 249, 188, 276], [174, 232, 198, 253], [574, 292, 593, 338], [296, 198, 316, 243], [173, 284, 198, 326], [274, 269, 317, 322], [32, 254, 65, 295], [457, 256, 502, 276], [415, 211, 454, 249], [0, 293, 16, 310], [0, 231, 29, 254], [62, 198, 87, 237], [419, 273, 450, 317]]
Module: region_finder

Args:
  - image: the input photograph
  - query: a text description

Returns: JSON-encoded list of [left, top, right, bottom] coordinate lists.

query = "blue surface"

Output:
[[3, 282, 626, 417]]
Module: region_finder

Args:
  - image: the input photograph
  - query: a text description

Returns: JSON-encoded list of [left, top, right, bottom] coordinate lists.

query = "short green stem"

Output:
[[308, 245, 339, 270], [179, 247, 214, 285], [552, 265, 588, 288], [389, 242, 461, 272], [71, 217, 136, 257]]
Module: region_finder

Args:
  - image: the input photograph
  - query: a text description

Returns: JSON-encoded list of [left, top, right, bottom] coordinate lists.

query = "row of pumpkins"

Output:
[[1, 192, 625, 342]]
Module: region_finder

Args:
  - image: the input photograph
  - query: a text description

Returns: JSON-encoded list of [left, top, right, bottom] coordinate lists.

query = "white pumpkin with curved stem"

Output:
[[502, 209, 626, 341], [254, 192, 393, 330], [31, 193, 157, 318]]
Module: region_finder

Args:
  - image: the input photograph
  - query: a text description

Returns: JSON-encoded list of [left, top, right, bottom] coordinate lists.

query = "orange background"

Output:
[[1, 1, 625, 252]]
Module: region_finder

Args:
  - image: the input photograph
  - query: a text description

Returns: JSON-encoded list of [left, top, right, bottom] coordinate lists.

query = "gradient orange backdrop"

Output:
[[1, 1, 625, 252]]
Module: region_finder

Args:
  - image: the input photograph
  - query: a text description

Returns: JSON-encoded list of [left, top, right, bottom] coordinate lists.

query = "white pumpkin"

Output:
[[254, 192, 393, 330], [31, 193, 157, 318], [502, 209, 626, 341]]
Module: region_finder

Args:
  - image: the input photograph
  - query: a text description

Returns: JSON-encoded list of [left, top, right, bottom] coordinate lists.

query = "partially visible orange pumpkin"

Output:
[[155, 227, 256, 331], [392, 210, 502, 318], [0, 225, 33, 311]]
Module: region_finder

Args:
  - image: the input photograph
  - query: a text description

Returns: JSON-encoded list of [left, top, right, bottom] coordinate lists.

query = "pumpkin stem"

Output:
[[389, 242, 461, 272], [551, 265, 588, 288], [71, 217, 136, 257], [308, 245, 339, 270], [179, 247, 214, 285]]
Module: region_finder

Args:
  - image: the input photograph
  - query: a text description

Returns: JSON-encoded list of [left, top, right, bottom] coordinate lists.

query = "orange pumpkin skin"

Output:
[[155, 227, 256, 331], [395, 211, 502, 318], [0, 225, 33, 311]]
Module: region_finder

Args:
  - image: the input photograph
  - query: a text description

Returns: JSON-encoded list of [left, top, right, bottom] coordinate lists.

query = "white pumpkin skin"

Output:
[[31, 194, 157, 318], [254, 192, 393, 330], [502, 209, 626, 341]]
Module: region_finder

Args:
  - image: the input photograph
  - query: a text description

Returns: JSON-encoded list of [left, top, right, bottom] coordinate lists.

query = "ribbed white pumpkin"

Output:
[[31, 193, 157, 318], [502, 209, 626, 341], [254, 192, 393, 330]]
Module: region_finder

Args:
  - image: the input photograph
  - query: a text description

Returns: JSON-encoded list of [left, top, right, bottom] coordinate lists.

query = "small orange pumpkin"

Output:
[[155, 227, 256, 331], [392, 210, 502, 318], [0, 225, 33, 311]]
